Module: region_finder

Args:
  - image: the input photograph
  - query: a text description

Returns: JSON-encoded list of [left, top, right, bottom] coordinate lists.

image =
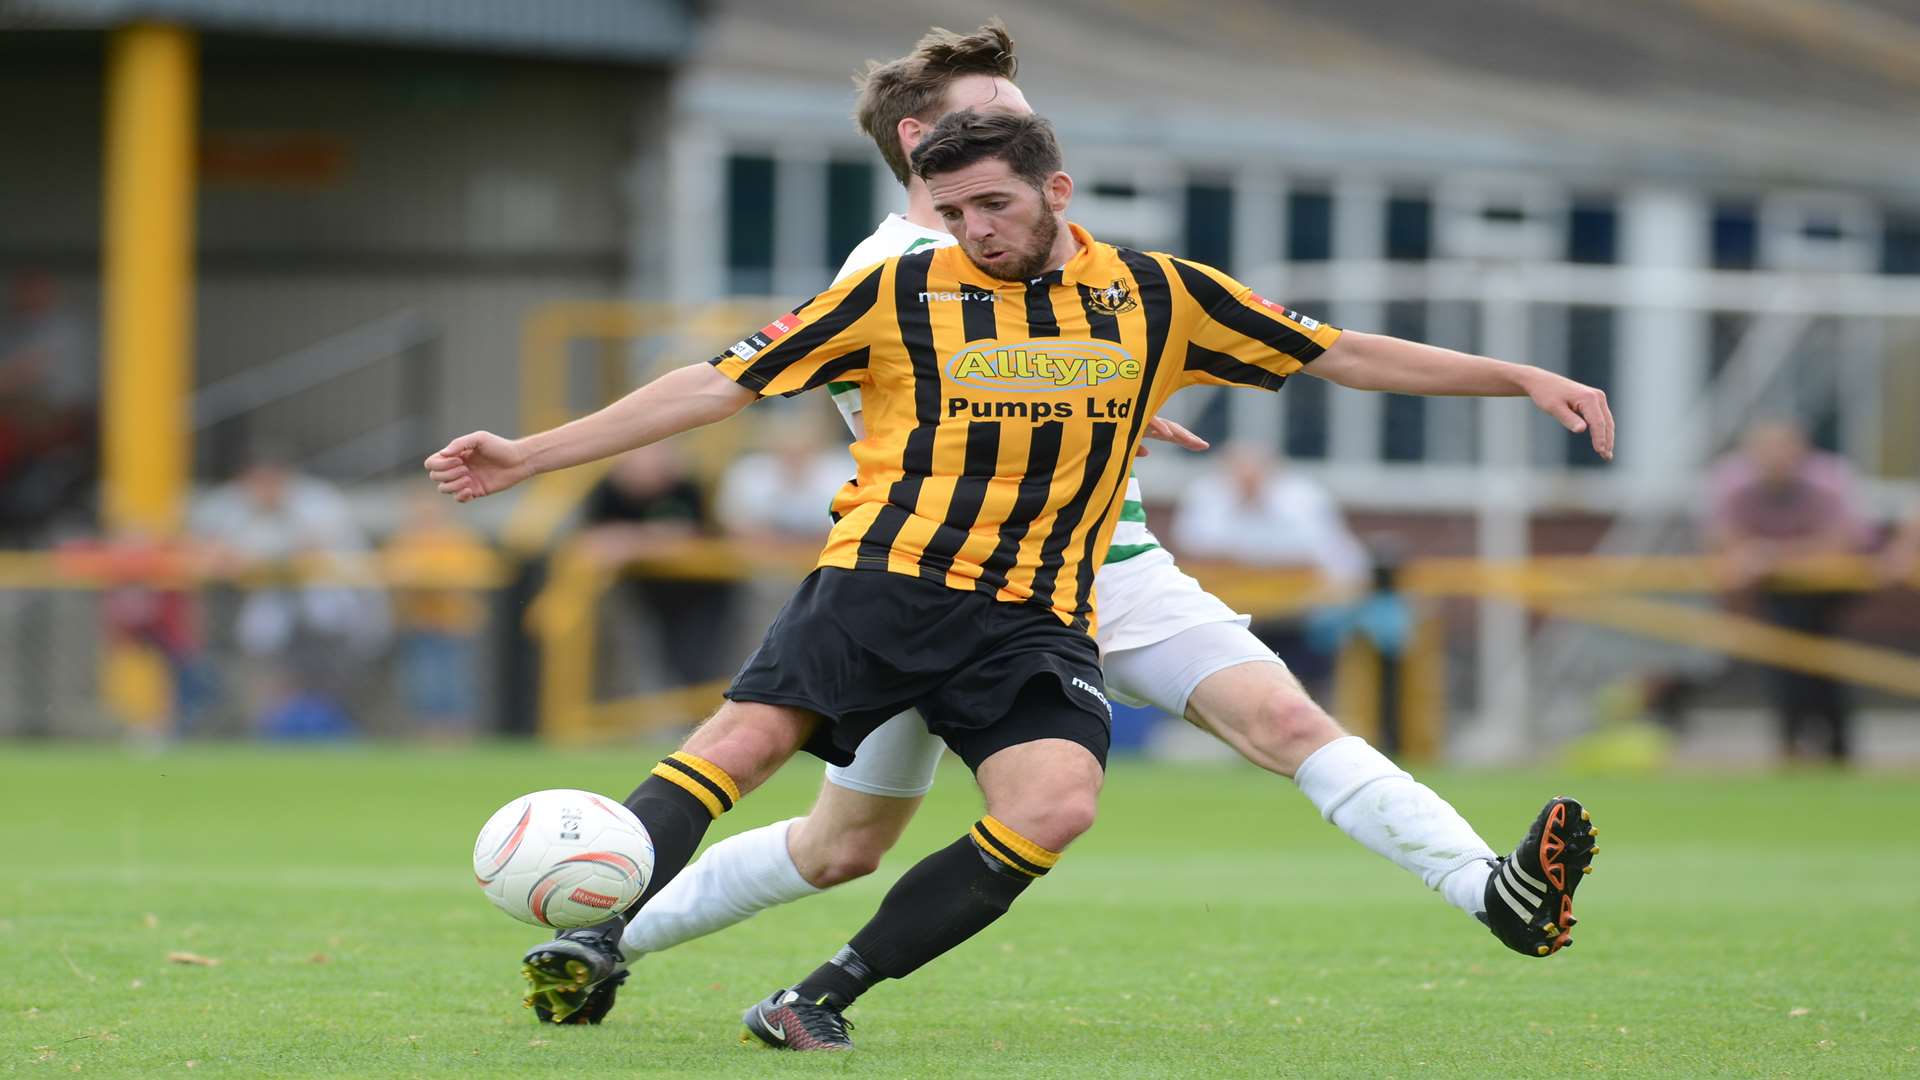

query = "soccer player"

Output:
[[431, 108, 1607, 1050], [541, 24, 1609, 1036]]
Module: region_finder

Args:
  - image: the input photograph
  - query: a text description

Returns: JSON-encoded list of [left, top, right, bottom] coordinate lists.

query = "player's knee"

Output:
[[977, 738, 1104, 851], [681, 703, 812, 793], [1000, 784, 1099, 852], [1046, 791, 1100, 846], [792, 827, 892, 888], [789, 800, 908, 888], [1245, 692, 1342, 777]]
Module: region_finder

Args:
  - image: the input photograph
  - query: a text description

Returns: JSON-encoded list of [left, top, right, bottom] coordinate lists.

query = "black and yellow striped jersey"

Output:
[[711, 222, 1341, 633]]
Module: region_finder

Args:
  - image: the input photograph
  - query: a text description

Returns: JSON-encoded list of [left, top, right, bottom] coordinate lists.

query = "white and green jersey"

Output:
[[825, 215, 1162, 567]]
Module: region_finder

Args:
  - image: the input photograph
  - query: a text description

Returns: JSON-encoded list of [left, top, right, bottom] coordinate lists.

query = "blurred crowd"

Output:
[[69, 402, 864, 742], [2, 266, 1916, 759], [0, 271, 96, 541], [97, 447, 496, 741]]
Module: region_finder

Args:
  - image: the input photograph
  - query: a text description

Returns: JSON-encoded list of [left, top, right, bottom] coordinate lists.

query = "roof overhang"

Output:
[[1, 0, 694, 63]]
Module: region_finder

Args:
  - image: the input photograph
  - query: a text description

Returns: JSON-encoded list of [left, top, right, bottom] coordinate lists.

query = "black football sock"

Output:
[[792, 816, 1060, 1005], [613, 751, 742, 923]]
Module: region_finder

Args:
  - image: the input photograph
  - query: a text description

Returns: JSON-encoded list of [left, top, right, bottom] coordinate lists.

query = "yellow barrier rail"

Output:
[[0, 545, 510, 734], [3, 538, 1914, 752], [525, 539, 814, 744], [0, 548, 509, 590], [523, 548, 1919, 751], [506, 298, 772, 555]]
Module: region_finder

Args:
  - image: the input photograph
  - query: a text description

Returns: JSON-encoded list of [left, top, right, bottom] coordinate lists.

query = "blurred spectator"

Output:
[[578, 443, 739, 691], [1704, 420, 1869, 763], [1173, 443, 1369, 587], [384, 493, 493, 739], [714, 412, 850, 545], [0, 270, 96, 539], [1173, 443, 1369, 693], [190, 445, 388, 737], [60, 534, 216, 737], [1880, 506, 1920, 586]]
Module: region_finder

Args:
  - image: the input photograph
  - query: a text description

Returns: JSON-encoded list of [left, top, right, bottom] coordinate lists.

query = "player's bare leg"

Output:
[[1184, 658, 1596, 953], [618, 780, 920, 963], [789, 779, 925, 887], [1185, 659, 1496, 910], [1181, 658, 1343, 777], [621, 706, 946, 962], [743, 735, 1104, 1051]]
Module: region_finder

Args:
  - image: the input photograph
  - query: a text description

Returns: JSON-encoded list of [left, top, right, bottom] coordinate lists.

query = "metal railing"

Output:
[[2, 543, 1914, 755], [0, 546, 506, 739], [194, 310, 440, 482], [516, 543, 1920, 754]]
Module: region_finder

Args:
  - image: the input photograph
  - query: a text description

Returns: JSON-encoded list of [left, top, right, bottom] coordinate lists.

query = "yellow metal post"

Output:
[[1398, 613, 1445, 762], [1333, 637, 1382, 745], [101, 23, 196, 734], [102, 22, 197, 536]]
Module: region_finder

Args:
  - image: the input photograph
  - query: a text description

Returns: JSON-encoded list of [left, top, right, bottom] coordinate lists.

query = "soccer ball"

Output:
[[472, 789, 654, 928]]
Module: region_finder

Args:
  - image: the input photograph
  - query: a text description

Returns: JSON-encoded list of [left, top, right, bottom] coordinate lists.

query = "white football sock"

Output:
[[621, 817, 822, 958], [1293, 735, 1495, 917]]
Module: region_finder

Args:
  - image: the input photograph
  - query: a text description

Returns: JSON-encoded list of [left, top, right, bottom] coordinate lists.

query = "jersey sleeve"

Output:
[[709, 264, 887, 398], [1167, 258, 1342, 391]]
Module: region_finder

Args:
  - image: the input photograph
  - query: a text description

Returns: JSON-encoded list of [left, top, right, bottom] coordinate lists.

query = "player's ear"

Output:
[[898, 115, 926, 157], [1045, 171, 1073, 213]]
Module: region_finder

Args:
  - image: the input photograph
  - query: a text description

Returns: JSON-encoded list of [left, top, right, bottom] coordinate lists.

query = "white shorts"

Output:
[[1102, 619, 1284, 715], [819, 705, 949, 798], [823, 551, 1282, 798], [1090, 547, 1249, 655]]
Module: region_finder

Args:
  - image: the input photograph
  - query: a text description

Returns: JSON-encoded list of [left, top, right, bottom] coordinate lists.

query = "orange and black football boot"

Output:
[[1480, 796, 1597, 957]]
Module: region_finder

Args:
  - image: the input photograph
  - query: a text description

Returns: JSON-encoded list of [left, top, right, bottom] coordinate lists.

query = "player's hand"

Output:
[[1137, 415, 1209, 457], [424, 431, 532, 502], [1523, 371, 1614, 461]]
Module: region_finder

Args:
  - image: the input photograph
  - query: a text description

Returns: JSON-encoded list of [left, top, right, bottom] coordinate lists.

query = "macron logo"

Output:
[[919, 290, 997, 303], [1071, 677, 1111, 715]]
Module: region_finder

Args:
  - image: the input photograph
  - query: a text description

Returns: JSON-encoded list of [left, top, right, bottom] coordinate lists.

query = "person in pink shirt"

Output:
[[1704, 420, 1868, 761]]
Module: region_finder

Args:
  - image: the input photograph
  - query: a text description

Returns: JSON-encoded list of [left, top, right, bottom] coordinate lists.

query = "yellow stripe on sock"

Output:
[[651, 760, 726, 818], [980, 816, 1060, 869], [970, 825, 1037, 876], [971, 815, 1060, 877], [668, 751, 742, 805]]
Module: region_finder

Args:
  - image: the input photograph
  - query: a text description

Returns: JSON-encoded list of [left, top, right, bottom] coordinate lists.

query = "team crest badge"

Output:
[[1085, 279, 1138, 317]]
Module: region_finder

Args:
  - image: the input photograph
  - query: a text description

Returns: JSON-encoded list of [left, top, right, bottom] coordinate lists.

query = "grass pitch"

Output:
[[2, 744, 1916, 1078]]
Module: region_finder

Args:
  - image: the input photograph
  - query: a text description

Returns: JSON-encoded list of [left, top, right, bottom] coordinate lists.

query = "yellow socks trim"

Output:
[[650, 752, 741, 819], [970, 815, 1061, 878]]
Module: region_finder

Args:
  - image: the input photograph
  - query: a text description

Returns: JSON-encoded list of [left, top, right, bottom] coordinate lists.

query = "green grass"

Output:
[[2, 745, 1916, 1078]]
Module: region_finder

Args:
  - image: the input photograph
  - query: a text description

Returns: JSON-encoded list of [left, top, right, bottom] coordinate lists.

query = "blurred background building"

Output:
[[2, 0, 1918, 762]]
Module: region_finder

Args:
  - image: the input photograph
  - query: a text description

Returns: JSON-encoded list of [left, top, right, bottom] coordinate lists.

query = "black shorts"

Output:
[[725, 567, 1112, 772]]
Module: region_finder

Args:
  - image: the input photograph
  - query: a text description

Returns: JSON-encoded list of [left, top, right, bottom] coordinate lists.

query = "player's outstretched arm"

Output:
[[1307, 330, 1614, 461], [425, 362, 756, 502]]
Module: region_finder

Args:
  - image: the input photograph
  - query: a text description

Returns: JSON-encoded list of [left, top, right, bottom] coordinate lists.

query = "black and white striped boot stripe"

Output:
[[1494, 858, 1547, 921], [1507, 857, 1549, 895]]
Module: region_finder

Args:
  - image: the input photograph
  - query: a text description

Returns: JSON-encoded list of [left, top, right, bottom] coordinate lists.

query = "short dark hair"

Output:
[[909, 110, 1062, 191], [853, 22, 1018, 186]]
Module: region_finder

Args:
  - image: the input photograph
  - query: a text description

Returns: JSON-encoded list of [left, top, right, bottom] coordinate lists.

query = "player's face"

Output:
[[927, 158, 1067, 281]]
